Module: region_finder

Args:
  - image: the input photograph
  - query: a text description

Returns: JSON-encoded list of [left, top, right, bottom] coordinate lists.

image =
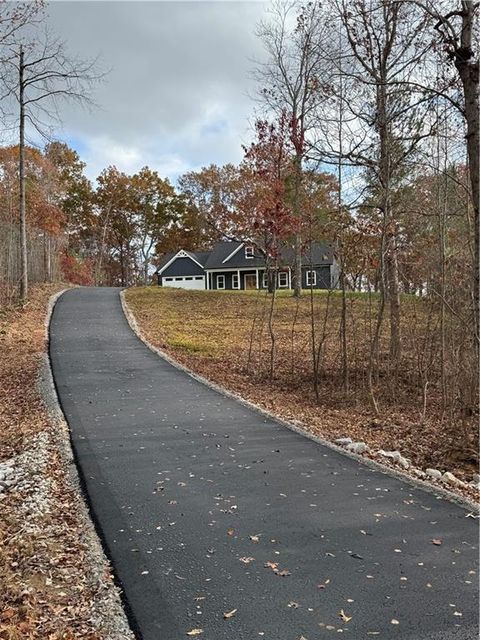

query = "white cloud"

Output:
[[43, 1, 268, 183]]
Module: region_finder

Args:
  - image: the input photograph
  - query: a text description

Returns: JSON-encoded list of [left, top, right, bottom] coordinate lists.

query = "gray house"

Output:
[[156, 241, 338, 291]]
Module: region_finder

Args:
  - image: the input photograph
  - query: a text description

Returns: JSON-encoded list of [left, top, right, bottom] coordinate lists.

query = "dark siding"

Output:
[[211, 272, 234, 290], [302, 266, 332, 289], [161, 257, 205, 278]]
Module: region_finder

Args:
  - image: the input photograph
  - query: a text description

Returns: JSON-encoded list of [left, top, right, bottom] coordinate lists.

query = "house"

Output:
[[156, 241, 339, 291]]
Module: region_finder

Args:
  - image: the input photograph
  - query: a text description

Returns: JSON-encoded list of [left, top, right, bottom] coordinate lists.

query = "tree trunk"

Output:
[[292, 150, 303, 298], [19, 45, 28, 302], [43, 232, 51, 282], [120, 244, 125, 286], [455, 1, 479, 343], [377, 79, 401, 365], [293, 234, 302, 297], [144, 258, 149, 286]]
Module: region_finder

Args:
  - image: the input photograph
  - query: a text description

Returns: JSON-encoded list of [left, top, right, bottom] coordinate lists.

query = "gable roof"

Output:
[[156, 242, 335, 274], [156, 249, 210, 275], [203, 241, 241, 268]]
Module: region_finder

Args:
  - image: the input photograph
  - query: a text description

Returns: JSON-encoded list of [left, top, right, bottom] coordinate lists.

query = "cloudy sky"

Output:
[[44, 1, 268, 183]]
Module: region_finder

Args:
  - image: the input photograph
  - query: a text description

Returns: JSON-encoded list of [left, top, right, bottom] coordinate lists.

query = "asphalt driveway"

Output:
[[49, 287, 479, 640]]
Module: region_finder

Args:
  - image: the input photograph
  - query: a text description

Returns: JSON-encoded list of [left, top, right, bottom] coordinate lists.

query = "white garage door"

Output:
[[163, 276, 205, 290]]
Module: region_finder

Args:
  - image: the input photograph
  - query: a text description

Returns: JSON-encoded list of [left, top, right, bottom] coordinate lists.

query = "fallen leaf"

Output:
[[277, 569, 291, 577], [249, 534, 260, 543], [391, 619, 400, 625], [339, 609, 352, 623], [227, 528, 235, 536], [239, 556, 254, 564], [1, 609, 16, 621], [223, 609, 237, 619], [431, 539, 442, 546], [187, 629, 203, 636], [264, 561, 278, 571]]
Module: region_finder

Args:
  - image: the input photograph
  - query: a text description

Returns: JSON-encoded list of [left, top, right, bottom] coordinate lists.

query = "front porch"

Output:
[[205, 268, 292, 291]]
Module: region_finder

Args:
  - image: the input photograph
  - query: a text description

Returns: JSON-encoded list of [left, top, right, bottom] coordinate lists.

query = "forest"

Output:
[[0, 2, 478, 460]]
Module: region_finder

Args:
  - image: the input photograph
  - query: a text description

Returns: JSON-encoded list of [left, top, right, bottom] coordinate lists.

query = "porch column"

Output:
[[255, 269, 259, 289], [206, 271, 209, 290], [237, 269, 240, 289], [288, 267, 292, 289]]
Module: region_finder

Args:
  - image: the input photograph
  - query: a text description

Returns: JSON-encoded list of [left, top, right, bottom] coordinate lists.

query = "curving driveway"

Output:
[[49, 287, 479, 640]]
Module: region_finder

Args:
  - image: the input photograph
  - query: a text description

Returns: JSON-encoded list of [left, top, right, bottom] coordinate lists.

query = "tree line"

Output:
[[0, 1, 478, 432]]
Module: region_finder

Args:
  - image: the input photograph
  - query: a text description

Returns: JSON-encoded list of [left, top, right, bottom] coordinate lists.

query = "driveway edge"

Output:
[[120, 289, 479, 514], [38, 289, 136, 640]]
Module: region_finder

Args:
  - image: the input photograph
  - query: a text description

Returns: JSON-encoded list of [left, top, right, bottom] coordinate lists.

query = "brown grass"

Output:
[[126, 286, 478, 484]]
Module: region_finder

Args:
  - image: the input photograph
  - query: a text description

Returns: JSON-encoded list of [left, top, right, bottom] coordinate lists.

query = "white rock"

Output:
[[346, 442, 368, 454], [412, 469, 426, 478], [426, 468, 442, 480], [377, 450, 409, 468], [378, 450, 401, 462], [443, 471, 461, 486], [335, 437, 353, 446]]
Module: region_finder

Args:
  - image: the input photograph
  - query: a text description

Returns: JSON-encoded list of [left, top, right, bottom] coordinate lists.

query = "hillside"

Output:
[[125, 286, 479, 489]]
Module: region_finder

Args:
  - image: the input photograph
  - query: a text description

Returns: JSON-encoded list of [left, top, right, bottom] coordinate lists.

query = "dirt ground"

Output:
[[0, 285, 131, 640], [125, 287, 479, 492]]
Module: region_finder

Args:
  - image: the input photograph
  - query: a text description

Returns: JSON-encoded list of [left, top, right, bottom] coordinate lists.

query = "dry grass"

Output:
[[0, 285, 115, 640], [126, 286, 479, 484]]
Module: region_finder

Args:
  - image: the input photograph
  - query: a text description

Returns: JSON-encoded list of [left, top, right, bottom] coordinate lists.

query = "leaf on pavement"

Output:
[[431, 539, 442, 545], [223, 609, 237, 619], [339, 609, 352, 623], [227, 528, 235, 536], [187, 629, 204, 636]]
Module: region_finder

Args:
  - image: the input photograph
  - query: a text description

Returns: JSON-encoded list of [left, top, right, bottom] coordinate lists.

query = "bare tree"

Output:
[[411, 0, 479, 343], [2, 32, 102, 300], [254, 0, 328, 296], [312, 0, 436, 366]]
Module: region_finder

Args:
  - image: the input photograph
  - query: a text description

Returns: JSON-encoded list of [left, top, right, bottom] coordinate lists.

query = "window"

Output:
[[165, 277, 173, 281], [306, 270, 317, 287], [245, 246, 254, 259], [278, 272, 288, 288], [232, 273, 240, 289], [194, 276, 203, 280], [185, 277, 193, 280], [262, 272, 268, 288], [217, 275, 225, 289]]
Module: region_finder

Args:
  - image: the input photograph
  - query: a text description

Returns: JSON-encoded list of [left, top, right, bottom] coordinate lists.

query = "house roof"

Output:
[[281, 242, 335, 266], [156, 250, 210, 274], [204, 241, 266, 269], [156, 242, 335, 273]]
